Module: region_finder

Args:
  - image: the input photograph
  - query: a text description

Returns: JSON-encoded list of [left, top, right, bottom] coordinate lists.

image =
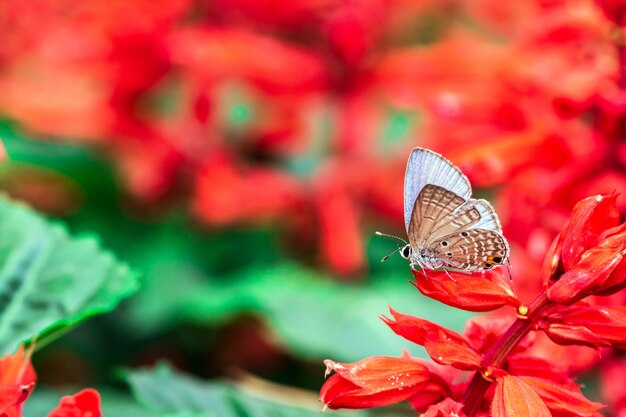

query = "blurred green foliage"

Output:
[[0, 120, 471, 414]]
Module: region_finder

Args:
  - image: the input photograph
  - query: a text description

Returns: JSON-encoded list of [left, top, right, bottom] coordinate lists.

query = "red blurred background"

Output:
[[2, 0, 626, 414]]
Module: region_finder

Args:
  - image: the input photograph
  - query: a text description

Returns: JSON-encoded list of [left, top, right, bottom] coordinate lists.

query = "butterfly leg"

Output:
[[505, 260, 513, 282], [442, 268, 457, 282], [411, 260, 429, 278]]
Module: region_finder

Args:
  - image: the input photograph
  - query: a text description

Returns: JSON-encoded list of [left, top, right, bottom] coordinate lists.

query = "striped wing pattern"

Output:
[[408, 184, 473, 248]]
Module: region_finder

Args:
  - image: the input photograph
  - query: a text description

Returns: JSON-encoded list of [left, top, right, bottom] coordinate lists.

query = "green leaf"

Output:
[[0, 196, 139, 353], [126, 260, 471, 362], [126, 363, 341, 417]]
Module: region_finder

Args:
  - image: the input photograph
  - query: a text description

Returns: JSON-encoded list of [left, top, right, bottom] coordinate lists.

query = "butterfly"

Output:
[[379, 147, 509, 272]]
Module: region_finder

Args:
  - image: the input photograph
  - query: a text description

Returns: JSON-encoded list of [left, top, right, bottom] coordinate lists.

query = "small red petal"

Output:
[[520, 376, 604, 417], [323, 356, 430, 389], [492, 375, 551, 417], [543, 324, 607, 348], [421, 398, 467, 417], [321, 356, 434, 410], [506, 355, 570, 382], [412, 269, 519, 312], [0, 345, 36, 415], [559, 194, 619, 271], [542, 305, 626, 348], [0, 384, 35, 415], [465, 316, 534, 355], [408, 380, 454, 413], [381, 309, 482, 370], [424, 330, 482, 371], [381, 308, 471, 347], [548, 246, 624, 304], [47, 388, 102, 417]]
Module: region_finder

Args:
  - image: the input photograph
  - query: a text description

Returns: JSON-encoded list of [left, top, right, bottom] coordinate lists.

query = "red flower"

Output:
[[193, 151, 304, 226], [321, 194, 626, 417], [47, 389, 102, 417], [544, 194, 619, 277], [320, 356, 451, 410], [0, 346, 36, 417], [547, 194, 626, 304]]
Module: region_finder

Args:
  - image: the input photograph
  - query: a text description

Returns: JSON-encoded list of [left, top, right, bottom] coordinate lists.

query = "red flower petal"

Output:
[[0, 345, 36, 415], [47, 388, 102, 417], [412, 269, 519, 312], [421, 398, 467, 417], [408, 379, 454, 413], [520, 376, 604, 417], [320, 356, 434, 410], [492, 375, 550, 417], [542, 305, 626, 348], [548, 246, 625, 305], [381, 309, 482, 370], [506, 355, 570, 382], [381, 308, 470, 346], [423, 330, 482, 371], [465, 316, 534, 355], [558, 194, 619, 272]]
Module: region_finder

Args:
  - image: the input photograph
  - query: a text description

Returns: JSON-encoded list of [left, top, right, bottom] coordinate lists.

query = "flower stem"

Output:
[[461, 291, 552, 417]]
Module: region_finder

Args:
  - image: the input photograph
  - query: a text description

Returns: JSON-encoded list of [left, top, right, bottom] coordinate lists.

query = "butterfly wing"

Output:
[[404, 148, 471, 233], [408, 186, 503, 247], [408, 184, 470, 249], [427, 228, 509, 272], [464, 199, 502, 233]]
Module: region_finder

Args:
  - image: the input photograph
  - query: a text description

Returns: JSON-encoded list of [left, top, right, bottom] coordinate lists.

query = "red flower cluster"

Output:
[[0, 346, 101, 417], [321, 194, 626, 417]]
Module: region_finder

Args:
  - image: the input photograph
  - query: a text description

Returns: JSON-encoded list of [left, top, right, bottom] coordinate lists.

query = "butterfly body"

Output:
[[400, 148, 509, 273]]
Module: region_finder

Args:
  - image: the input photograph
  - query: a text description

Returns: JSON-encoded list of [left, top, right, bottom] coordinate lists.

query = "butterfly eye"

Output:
[[401, 245, 412, 259]]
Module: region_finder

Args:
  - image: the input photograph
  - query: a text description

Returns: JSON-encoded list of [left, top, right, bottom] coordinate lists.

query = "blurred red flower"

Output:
[[0, 346, 36, 417], [46, 389, 102, 417]]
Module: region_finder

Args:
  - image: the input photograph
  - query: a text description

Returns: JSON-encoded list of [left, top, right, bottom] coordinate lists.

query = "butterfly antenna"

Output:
[[381, 246, 402, 262], [375, 231, 408, 244]]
